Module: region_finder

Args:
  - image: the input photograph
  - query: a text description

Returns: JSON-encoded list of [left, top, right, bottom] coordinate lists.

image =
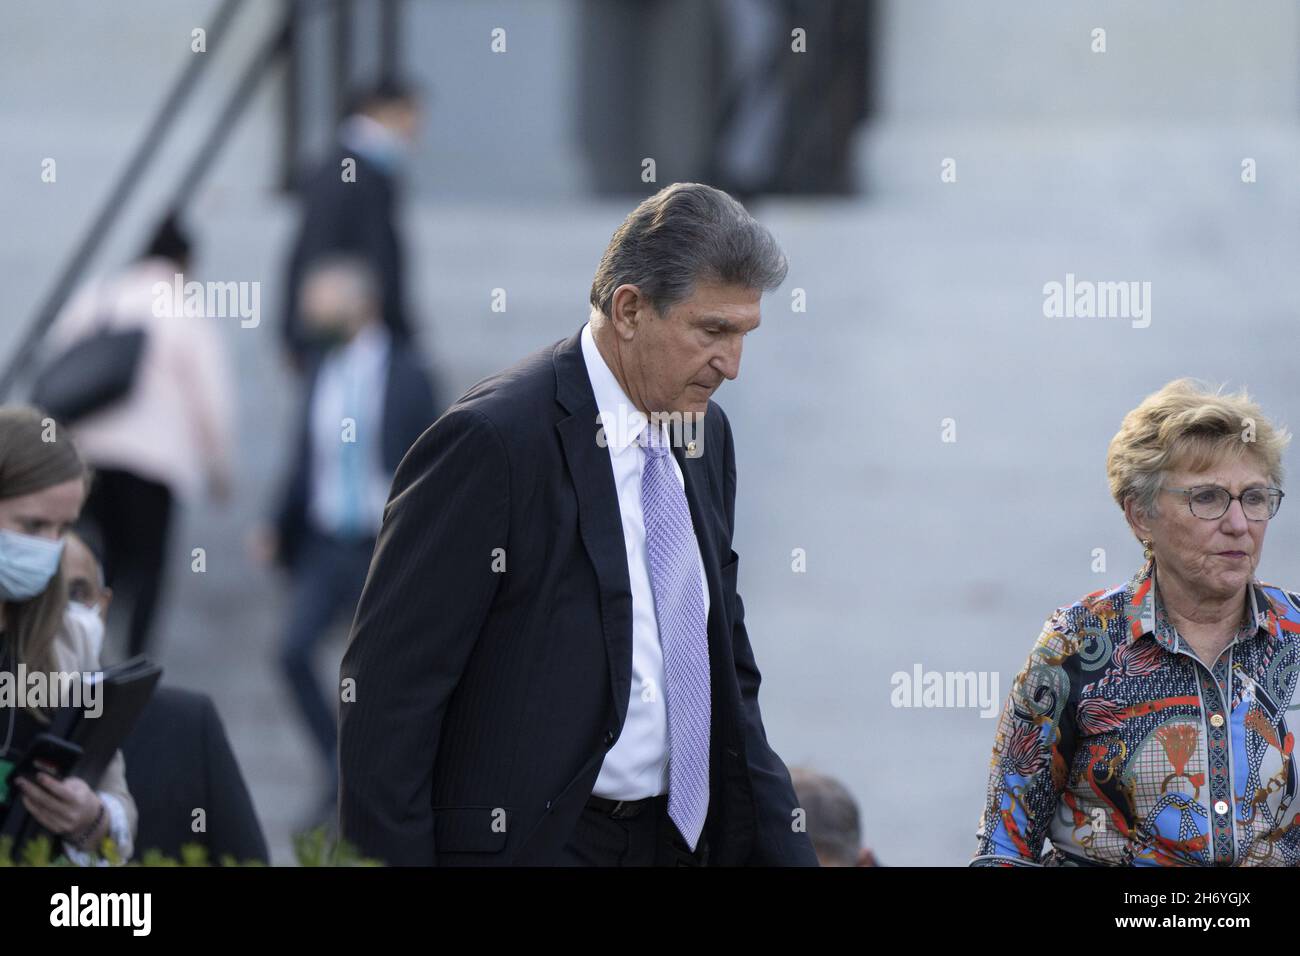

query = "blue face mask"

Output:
[[356, 136, 408, 175], [0, 529, 65, 602]]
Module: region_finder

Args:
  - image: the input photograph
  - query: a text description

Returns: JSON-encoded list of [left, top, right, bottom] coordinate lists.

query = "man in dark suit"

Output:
[[280, 79, 420, 367], [340, 182, 816, 866], [258, 255, 437, 830], [122, 686, 270, 864]]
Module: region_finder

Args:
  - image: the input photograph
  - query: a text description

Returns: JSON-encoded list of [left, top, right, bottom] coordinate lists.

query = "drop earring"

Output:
[[1142, 539, 1153, 563]]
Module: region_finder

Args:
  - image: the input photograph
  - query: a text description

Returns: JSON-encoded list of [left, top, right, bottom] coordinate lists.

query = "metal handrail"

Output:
[[170, 13, 294, 205], [0, 0, 246, 399], [1, 0, 405, 398]]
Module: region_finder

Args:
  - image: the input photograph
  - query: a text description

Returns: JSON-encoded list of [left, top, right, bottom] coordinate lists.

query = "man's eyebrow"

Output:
[[693, 315, 759, 331]]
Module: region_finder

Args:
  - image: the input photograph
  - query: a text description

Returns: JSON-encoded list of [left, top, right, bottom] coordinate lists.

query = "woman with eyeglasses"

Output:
[[973, 378, 1300, 866]]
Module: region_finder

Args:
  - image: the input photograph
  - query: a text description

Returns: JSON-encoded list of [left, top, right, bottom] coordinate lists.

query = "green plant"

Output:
[[292, 825, 382, 866], [0, 826, 381, 866]]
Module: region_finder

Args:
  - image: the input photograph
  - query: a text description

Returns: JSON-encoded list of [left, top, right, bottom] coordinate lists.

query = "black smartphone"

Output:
[[7, 733, 83, 786]]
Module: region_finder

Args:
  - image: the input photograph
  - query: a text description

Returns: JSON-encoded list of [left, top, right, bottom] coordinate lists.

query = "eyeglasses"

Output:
[[1162, 485, 1285, 521]]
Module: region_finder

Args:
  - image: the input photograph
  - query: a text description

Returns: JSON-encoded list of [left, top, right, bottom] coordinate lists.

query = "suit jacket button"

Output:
[[604, 730, 615, 746]]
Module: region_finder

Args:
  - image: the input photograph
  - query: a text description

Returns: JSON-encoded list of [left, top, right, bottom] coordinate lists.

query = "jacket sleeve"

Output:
[[402, 362, 439, 453], [389, 353, 439, 467], [172, 311, 235, 493], [89, 752, 137, 863], [970, 610, 1077, 866], [338, 406, 510, 865], [271, 364, 317, 570], [56, 612, 138, 863], [719, 411, 819, 866], [198, 695, 270, 864]]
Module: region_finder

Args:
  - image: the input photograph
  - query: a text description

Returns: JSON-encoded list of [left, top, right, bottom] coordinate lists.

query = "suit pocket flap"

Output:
[[433, 805, 510, 853]]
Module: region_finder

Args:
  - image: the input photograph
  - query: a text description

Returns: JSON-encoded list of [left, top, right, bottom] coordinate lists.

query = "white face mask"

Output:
[[65, 599, 105, 659], [0, 529, 65, 602]]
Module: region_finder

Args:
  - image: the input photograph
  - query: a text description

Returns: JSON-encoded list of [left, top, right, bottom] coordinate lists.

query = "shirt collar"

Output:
[[323, 322, 390, 373], [580, 320, 664, 456], [1122, 557, 1278, 650]]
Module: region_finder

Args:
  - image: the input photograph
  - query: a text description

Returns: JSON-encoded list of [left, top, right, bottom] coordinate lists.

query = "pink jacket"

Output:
[[46, 258, 234, 500]]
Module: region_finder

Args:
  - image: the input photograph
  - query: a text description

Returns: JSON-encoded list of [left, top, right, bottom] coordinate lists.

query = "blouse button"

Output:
[[1210, 713, 1225, 728], [1214, 800, 1229, 815]]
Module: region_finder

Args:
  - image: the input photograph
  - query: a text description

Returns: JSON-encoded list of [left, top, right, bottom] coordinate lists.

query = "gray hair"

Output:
[[789, 767, 861, 866], [589, 182, 788, 319]]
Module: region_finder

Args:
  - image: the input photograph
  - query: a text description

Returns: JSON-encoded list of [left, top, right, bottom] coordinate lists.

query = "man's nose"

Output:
[[713, 337, 743, 381]]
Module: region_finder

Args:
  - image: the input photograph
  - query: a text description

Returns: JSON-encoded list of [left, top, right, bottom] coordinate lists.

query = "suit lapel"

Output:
[[553, 328, 727, 743], [554, 331, 634, 732]]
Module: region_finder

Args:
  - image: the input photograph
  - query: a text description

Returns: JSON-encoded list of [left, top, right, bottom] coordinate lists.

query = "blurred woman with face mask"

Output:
[[0, 406, 136, 863]]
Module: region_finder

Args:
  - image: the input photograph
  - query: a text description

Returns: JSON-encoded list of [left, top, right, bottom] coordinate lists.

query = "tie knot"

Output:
[[639, 424, 669, 458]]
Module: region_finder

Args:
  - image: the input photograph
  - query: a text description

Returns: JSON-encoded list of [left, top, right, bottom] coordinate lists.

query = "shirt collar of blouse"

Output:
[[1121, 557, 1279, 652]]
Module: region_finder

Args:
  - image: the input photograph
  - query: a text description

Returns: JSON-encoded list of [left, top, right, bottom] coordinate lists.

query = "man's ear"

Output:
[[608, 284, 645, 340]]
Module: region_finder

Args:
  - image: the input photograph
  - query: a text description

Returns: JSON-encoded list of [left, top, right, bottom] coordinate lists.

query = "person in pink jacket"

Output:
[[45, 215, 234, 659]]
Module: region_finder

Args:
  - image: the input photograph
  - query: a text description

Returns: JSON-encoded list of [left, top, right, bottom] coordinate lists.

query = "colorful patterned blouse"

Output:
[[972, 558, 1300, 866]]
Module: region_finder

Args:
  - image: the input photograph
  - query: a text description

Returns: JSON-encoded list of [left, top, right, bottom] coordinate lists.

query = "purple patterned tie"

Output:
[[639, 423, 711, 851]]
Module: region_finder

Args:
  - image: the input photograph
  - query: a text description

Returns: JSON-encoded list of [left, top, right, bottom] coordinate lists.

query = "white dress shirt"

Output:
[[307, 323, 393, 538], [580, 321, 711, 800]]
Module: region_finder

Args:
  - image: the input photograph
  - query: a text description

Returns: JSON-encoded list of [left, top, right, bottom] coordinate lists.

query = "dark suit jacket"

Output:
[[274, 338, 438, 570], [339, 326, 817, 866], [121, 686, 269, 864], [281, 145, 409, 361]]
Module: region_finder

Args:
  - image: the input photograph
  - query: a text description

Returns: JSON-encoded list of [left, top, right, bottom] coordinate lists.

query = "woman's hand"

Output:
[[15, 772, 108, 849]]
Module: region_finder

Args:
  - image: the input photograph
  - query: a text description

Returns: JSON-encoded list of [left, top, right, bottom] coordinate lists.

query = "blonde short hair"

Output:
[[1107, 378, 1291, 518]]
